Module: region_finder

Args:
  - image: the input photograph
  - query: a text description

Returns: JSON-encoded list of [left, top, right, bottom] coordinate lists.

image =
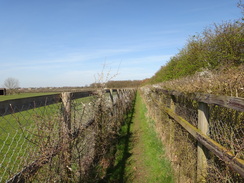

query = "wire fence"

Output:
[[0, 89, 136, 182], [140, 86, 244, 183], [0, 95, 62, 182]]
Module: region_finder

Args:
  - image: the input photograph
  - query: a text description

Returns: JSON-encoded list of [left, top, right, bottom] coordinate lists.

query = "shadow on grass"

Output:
[[99, 97, 136, 183]]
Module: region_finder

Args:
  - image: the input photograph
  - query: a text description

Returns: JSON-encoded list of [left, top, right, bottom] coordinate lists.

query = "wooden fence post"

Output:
[[170, 95, 176, 112], [109, 89, 116, 119], [62, 92, 71, 134], [169, 95, 176, 158], [116, 89, 121, 100], [197, 102, 209, 182], [109, 89, 114, 106], [61, 92, 72, 181]]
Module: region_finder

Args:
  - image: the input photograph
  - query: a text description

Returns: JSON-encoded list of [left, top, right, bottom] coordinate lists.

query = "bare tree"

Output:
[[4, 77, 20, 94], [238, 0, 244, 18]]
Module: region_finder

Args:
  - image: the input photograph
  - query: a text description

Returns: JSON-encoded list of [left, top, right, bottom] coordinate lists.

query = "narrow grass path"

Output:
[[104, 92, 174, 183]]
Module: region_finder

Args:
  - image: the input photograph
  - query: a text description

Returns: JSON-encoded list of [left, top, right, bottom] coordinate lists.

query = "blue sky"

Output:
[[0, 0, 242, 87]]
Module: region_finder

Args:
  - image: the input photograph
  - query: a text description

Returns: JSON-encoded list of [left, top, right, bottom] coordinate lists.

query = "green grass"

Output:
[[133, 93, 174, 183], [0, 102, 61, 182], [104, 93, 174, 183], [0, 95, 93, 182], [0, 93, 59, 101], [102, 99, 135, 182]]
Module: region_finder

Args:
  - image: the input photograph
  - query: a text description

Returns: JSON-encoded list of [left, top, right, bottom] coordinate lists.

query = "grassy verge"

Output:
[[105, 93, 174, 182]]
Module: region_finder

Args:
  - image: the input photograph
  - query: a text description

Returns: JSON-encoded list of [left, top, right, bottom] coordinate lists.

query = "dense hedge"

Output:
[[150, 20, 244, 84]]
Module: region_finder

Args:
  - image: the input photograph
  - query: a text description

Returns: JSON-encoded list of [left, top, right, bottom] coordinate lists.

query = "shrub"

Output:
[[150, 20, 243, 84]]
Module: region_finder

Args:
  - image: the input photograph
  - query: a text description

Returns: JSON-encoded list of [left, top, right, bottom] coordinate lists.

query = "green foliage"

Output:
[[149, 20, 243, 84]]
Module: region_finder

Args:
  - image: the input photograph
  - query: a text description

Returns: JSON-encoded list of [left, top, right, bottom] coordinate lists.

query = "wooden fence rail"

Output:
[[0, 91, 96, 116], [154, 88, 244, 112], [145, 87, 244, 182], [3, 88, 136, 183]]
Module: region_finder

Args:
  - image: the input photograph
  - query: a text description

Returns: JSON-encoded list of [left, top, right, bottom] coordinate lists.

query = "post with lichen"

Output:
[[61, 92, 72, 182], [169, 95, 176, 159], [197, 102, 209, 182]]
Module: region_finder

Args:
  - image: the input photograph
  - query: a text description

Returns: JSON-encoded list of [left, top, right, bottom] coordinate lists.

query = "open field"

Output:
[[0, 89, 136, 182], [0, 95, 94, 182], [0, 93, 59, 102]]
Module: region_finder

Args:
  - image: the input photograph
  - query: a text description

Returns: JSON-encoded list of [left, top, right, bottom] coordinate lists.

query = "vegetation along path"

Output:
[[104, 92, 174, 183]]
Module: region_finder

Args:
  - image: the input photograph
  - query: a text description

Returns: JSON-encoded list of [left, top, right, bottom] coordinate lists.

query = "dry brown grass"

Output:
[[152, 65, 244, 98]]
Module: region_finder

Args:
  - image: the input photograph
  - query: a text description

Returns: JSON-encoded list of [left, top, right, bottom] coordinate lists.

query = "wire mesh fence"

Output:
[[143, 89, 198, 182], [0, 96, 62, 182], [0, 89, 136, 182], [140, 86, 244, 183], [209, 105, 244, 159], [207, 105, 244, 182]]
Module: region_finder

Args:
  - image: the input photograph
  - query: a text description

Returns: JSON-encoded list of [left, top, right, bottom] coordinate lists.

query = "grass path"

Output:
[[105, 93, 174, 182]]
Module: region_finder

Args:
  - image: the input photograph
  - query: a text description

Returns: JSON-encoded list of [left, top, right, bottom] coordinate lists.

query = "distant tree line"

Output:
[[90, 80, 143, 88]]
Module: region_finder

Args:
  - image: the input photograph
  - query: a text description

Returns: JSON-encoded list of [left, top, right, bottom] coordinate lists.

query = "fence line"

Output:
[[141, 87, 244, 182], [0, 91, 96, 117], [6, 118, 94, 183], [154, 88, 244, 112], [0, 89, 136, 182], [164, 104, 244, 176]]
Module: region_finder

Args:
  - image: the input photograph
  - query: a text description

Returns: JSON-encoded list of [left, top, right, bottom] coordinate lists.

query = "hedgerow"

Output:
[[150, 19, 243, 84]]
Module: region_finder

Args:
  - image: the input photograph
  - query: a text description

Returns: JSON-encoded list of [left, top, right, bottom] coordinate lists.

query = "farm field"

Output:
[[0, 95, 93, 182], [0, 93, 59, 101]]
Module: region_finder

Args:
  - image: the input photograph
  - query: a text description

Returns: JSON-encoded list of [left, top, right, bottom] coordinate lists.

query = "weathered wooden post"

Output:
[[170, 95, 176, 112], [61, 92, 72, 181], [109, 89, 115, 118], [62, 92, 71, 135], [109, 89, 114, 106], [116, 89, 121, 100], [169, 95, 176, 158], [197, 102, 209, 182]]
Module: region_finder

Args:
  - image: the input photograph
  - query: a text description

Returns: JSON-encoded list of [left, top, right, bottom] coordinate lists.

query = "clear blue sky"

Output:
[[0, 0, 242, 87]]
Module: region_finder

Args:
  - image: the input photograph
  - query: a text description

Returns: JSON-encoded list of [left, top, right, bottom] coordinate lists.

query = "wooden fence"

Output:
[[141, 87, 244, 182], [0, 91, 94, 116], [0, 89, 135, 183]]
